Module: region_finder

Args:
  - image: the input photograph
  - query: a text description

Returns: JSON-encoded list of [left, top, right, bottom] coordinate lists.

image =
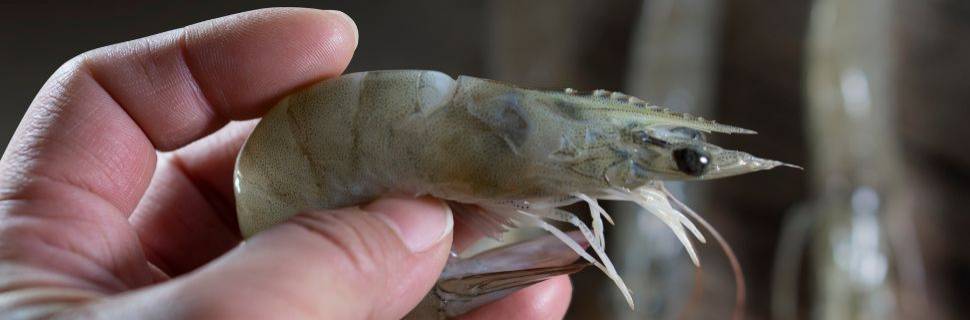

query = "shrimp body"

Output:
[[237, 70, 587, 235], [234, 70, 792, 311]]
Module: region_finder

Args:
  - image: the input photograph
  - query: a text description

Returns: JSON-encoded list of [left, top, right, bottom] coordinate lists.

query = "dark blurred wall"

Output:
[[711, 1, 812, 318], [897, 0, 970, 317]]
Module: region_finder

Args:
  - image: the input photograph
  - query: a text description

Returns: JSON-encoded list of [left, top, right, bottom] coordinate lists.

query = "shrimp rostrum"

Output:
[[234, 70, 794, 316]]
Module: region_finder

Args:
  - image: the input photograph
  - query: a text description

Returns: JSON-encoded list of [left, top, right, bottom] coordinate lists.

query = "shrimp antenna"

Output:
[[659, 185, 746, 320]]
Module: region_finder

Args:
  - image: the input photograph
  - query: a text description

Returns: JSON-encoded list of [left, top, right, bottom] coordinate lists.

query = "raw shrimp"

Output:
[[233, 70, 793, 317]]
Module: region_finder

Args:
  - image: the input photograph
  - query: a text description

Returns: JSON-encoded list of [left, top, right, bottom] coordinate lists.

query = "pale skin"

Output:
[[0, 8, 571, 320]]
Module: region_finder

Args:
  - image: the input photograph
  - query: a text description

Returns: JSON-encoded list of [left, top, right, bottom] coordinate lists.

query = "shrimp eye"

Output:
[[673, 147, 709, 176]]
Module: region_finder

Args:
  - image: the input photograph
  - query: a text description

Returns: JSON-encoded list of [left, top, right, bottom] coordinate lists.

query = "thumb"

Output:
[[93, 197, 454, 319]]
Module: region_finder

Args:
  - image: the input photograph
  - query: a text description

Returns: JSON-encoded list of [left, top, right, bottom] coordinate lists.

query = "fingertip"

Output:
[[459, 276, 574, 320], [183, 7, 359, 119], [322, 9, 358, 49], [364, 197, 454, 253], [280, 8, 358, 58], [531, 276, 574, 316]]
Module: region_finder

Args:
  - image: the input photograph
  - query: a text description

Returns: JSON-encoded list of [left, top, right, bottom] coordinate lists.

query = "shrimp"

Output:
[[233, 70, 794, 317]]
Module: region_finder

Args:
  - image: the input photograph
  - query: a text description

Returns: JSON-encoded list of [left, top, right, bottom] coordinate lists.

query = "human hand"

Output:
[[0, 8, 571, 319]]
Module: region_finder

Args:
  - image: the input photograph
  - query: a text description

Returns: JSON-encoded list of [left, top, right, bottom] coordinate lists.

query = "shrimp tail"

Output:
[[412, 231, 590, 319]]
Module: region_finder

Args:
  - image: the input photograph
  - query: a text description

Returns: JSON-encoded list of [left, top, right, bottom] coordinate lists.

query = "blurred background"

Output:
[[1, 1, 968, 319]]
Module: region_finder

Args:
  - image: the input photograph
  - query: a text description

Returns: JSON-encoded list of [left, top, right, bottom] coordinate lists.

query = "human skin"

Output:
[[0, 8, 570, 320]]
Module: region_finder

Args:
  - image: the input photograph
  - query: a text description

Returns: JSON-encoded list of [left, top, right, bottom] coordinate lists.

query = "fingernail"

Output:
[[366, 197, 453, 253], [326, 10, 358, 48]]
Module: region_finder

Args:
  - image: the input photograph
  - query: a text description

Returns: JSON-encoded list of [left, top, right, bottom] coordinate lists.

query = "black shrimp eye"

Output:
[[673, 147, 710, 176]]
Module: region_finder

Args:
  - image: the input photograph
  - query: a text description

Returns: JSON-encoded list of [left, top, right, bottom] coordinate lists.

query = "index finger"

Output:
[[88, 8, 358, 151]]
